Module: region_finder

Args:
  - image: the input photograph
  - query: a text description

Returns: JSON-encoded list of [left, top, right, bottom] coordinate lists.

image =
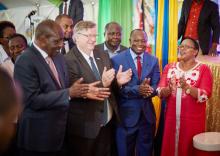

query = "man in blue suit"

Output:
[[14, 20, 110, 156], [111, 29, 160, 156]]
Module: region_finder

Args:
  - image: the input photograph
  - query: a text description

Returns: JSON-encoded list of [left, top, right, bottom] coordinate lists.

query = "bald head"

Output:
[[35, 19, 63, 40], [104, 22, 122, 51], [129, 29, 148, 55], [34, 20, 64, 57]]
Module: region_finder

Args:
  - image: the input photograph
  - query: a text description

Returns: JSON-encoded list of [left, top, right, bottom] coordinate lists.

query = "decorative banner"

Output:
[[143, 0, 155, 54]]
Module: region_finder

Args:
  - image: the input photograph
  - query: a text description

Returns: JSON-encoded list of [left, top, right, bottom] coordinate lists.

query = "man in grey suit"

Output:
[[95, 22, 127, 58], [64, 20, 132, 156], [14, 19, 110, 156]]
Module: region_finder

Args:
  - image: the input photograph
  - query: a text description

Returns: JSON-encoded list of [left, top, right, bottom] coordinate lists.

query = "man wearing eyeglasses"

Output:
[[64, 20, 132, 156], [95, 22, 127, 58]]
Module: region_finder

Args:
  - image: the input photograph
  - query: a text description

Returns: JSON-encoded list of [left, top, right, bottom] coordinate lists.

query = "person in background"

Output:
[[64, 20, 132, 156], [95, 22, 127, 58], [111, 29, 160, 156], [14, 19, 110, 156], [0, 67, 21, 155], [9, 33, 28, 63], [157, 37, 213, 156], [178, 0, 220, 56], [59, 0, 84, 25], [0, 21, 16, 77], [55, 14, 75, 54]]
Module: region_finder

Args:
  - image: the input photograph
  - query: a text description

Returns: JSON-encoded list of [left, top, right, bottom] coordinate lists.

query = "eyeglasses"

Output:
[[78, 33, 98, 38], [178, 45, 195, 50]]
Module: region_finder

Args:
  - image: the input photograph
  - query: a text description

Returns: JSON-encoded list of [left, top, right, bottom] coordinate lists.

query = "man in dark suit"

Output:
[[178, 0, 220, 55], [55, 14, 75, 54], [14, 19, 110, 156], [64, 20, 132, 156], [111, 29, 160, 156], [95, 22, 127, 58], [59, 0, 84, 25]]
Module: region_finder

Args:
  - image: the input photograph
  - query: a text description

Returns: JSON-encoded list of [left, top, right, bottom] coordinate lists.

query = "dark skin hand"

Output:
[[69, 78, 89, 98], [208, 43, 218, 56], [139, 78, 154, 98]]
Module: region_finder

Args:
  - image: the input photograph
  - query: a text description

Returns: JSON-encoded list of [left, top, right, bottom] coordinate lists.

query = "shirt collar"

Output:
[[77, 46, 94, 61], [129, 48, 144, 60], [104, 42, 121, 53], [33, 42, 48, 59]]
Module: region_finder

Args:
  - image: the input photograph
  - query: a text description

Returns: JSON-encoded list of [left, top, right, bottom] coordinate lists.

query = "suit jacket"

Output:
[[64, 46, 118, 139], [14, 45, 70, 152], [59, 0, 84, 24], [95, 43, 127, 57], [111, 49, 160, 127], [178, 0, 220, 55], [61, 38, 75, 54]]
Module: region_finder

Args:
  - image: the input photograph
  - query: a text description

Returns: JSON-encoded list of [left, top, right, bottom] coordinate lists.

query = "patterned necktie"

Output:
[[136, 55, 142, 79], [64, 2, 67, 14], [89, 57, 100, 80], [46, 57, 61, 87]]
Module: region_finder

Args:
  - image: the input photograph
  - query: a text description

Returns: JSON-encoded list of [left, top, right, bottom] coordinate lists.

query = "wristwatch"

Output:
[[185, 87, 191, 94]]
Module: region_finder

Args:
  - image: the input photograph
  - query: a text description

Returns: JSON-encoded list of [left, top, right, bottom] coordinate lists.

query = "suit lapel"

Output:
[[31, 45, 61, 89], [125, 50, 139, 80], [53, 56, 65, 88], [199, 0, 208, 23], [68, 0, 72, 15], [141, 52, 151, 81], [74, 47, 99, 81], [94, 50, 104, 78], [185, 0, 193, 22]]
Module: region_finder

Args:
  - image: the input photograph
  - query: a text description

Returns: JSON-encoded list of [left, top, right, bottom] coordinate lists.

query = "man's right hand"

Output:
[[69, 79, 110, 101], [69, 78, 89, 98], [86, 81, 111, 101]]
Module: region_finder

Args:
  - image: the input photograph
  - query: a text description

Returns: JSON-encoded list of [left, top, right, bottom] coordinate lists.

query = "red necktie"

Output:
[[136, 55, 142, 79], [64, 2, 67, 14], [46, 57, 61, 87]]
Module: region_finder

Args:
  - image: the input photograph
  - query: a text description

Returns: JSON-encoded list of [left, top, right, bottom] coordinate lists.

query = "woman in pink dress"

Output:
[[157, 37, 213, 156]]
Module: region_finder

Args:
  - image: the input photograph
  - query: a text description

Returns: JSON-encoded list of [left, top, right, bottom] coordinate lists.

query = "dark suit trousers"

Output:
[[116, 111, 155, 156], [67, 120, 114, 156]]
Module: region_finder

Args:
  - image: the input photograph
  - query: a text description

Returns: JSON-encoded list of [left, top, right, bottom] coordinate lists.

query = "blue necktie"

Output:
[[89, 57, 100, 80], [89, 56, 108, 125]]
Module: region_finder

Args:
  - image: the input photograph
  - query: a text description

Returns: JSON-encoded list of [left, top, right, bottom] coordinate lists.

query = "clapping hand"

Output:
[[208, 43, 217, 56], [69, 78, 89, 98], [86, 81, 111, 101], [139, 78, 154, 98], [116, 65, 132, 86], [102, 67, 115, 87]]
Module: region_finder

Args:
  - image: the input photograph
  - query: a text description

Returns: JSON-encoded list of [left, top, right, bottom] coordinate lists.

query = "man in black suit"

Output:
[[14, 19, 110, 156], [95, 22, 127, 58], [59, 0, 84, 25], [55, 14, 75, 54], [64, 20, 132, 156], [178, 0, 220, 55]]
